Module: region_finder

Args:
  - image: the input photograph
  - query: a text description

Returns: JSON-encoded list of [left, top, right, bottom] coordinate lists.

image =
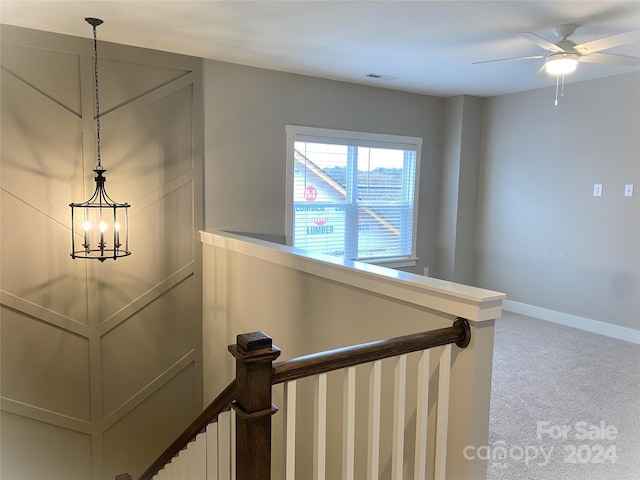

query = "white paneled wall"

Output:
[[0, 25, 203, 479]]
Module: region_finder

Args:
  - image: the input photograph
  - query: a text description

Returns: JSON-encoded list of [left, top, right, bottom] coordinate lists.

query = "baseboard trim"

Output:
[[502, 300, 640, 345]]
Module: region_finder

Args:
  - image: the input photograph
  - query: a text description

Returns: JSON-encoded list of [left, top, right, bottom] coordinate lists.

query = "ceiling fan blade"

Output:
[[534, 64, 548, 78], [519, 32, 565, 53], [574, 30, 640, 53], [580, 52, 640, 66], [473, 55, 545, 65]]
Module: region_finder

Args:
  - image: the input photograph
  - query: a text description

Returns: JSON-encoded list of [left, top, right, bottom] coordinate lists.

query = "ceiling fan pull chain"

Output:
[[554, 75, 560, 106]]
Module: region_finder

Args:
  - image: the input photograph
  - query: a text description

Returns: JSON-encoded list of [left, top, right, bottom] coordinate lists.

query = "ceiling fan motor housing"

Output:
[[553, 23, 578, 40]]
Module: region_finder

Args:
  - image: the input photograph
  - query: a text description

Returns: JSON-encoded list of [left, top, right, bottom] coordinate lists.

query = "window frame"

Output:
[[285, 125, 422, 268]]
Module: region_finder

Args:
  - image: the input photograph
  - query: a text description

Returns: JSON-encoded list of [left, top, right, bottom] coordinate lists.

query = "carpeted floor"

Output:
[[486, 312, 640, 480]]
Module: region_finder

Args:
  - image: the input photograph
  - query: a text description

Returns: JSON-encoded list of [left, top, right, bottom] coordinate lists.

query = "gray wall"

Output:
[[476, 72, 640, 329], [203, 60, 445, 276], [1, 26, 204, 479], [437, 95, 483, 285], [203, 60, 639, 333]]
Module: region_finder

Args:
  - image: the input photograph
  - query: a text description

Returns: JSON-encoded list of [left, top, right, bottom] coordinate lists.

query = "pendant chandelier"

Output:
[[70, 18, 130, 261]]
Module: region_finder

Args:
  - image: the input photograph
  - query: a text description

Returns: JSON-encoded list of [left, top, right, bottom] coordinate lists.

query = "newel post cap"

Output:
[[228, 331, 281, 363]]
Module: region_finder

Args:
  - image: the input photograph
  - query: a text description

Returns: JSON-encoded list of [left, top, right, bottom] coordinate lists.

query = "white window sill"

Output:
[[360, 257, 419, 269]]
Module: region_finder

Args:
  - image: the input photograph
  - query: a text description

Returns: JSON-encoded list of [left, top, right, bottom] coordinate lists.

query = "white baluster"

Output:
[[178, 445, 187, 479], [183, 447, 190, 479], [175, 449, 184, 479], [218, 411, 232, 480], [284, 380, 298, 480], [206, 421, 219, 480], [184, 442, 194, 479], [155, 465, 165, 480], [165, 460, 174, 480], [414, 350, 430, 480], [367, 360, 382, 480], [434, 344, 452, 480], [342, 367, 356, 480], [230, 409, 236, 479], [392, 354, 407, 480], [314, 373, 327, 480], [193, 432, 207, 479]]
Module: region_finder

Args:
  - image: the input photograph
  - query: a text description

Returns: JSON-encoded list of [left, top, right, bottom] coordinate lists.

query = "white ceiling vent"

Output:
[[365, 73, 398, 81]]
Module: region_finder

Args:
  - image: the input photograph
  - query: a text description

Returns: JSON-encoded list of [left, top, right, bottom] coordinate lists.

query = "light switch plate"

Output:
[[593, 184, 603, 197], [625, 184, 634, 197]]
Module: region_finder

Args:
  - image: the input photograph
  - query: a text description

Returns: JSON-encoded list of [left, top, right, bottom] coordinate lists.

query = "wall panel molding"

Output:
[[100, 70, 194, 120], [0, 397, 93, 435], [1, 290, 89, 336], [1, 66, 83, 125], [99, 264, 195, 333], [132, 171, 195, 216], [101, 350, 196, 430]]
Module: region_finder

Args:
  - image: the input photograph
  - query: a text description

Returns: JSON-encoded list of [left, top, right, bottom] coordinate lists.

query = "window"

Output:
[[286, 126, 421, 266]]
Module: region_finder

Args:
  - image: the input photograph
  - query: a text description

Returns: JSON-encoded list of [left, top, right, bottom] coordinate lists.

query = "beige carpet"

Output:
[[486, 312, 640, 480]]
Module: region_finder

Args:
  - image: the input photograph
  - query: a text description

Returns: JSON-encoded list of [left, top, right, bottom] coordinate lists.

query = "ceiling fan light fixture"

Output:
[[545, 53, 579, 75]]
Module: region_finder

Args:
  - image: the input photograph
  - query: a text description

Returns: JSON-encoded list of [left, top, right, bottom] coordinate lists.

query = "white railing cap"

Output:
[[201, 230, 505, 322]]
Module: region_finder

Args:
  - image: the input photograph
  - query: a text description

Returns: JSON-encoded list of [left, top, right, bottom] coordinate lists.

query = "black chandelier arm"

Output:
[[69, 199, 131, 209], [69, 169, 129, 208]]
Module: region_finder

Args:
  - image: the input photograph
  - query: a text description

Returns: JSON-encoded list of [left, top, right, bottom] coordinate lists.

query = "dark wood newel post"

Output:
[[229, 332, 281, 480]]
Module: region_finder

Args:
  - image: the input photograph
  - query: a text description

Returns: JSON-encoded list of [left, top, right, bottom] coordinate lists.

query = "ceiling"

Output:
[[1, 0, 639, 97]]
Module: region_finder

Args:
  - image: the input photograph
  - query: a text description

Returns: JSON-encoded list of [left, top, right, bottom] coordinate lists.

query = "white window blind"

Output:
[[286, 126, 421, 265]]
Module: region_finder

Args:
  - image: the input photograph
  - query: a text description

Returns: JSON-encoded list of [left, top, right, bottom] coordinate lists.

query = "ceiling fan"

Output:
[[475, 23, 640, 77]]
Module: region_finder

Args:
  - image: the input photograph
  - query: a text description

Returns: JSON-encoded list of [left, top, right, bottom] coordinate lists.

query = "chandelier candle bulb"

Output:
[[82, 220, 91, 251], [115, 222, 121, 249], [99, 220, 107, 251]]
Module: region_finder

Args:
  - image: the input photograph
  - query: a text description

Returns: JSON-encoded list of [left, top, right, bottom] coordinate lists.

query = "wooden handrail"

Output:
[[137, 380, 236, 480], [272, 317, 470, 385]]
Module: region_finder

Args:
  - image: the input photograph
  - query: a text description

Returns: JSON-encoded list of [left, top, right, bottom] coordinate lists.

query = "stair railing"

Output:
[[137, 317, 470, 480]]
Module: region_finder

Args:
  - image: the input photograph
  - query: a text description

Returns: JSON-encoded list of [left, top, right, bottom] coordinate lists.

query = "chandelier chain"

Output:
[[91, 22, 102, 168]]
